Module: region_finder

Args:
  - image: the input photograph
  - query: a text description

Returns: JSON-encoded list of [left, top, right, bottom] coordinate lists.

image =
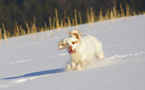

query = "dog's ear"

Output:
[[74, 33, 80, 39], [76, 30, 82, 37], [70, 30, 82, 39], [58, 39, 67, 50], [58, 41, 64, 50]]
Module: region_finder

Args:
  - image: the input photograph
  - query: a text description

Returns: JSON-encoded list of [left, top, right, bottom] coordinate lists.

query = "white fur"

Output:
[[66, 35, 104, 71]]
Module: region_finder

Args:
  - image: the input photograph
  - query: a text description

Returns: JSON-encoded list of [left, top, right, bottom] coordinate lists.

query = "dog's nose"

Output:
[[68, 46, 72, 50]]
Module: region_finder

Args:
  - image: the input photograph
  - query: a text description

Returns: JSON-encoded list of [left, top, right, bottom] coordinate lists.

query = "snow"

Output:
[[0, 15, 145, 90]]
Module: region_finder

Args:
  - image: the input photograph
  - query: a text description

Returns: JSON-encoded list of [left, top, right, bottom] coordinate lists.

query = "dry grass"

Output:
[[0, 2, 144, 46]]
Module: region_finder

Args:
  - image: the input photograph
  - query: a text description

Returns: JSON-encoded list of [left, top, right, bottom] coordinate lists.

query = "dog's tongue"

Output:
[[69, 50, 75, 54]]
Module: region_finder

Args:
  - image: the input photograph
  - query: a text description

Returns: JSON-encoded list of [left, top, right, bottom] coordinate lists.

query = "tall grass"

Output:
[[0, 2, 144, 46]]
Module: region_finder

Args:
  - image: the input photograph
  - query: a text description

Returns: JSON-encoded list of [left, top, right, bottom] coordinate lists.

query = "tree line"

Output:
[[0, 0, 145, 33]]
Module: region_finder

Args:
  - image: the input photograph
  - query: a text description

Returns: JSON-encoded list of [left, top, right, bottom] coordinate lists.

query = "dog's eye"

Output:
[[66, 43, 69, 45], [72, 42, 76, 45]]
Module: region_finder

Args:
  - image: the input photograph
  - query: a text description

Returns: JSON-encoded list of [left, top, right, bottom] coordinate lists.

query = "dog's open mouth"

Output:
[[69, 49, 76, 54]]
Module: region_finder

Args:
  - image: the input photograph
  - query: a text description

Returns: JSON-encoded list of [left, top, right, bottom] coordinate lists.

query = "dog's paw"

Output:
[[67, 63, 82, 71], [75, 64, 82, 70], [67, 63, 76, 71]]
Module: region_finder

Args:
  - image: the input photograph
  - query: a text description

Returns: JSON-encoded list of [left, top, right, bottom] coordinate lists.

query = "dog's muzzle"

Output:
[[69, 49, 76, 54], [68, 46, 76, 54]]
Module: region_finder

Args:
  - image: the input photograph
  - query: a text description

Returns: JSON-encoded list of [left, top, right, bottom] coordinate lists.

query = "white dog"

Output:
[[66, 36, 104, 70], [58, 30, 104, 71]]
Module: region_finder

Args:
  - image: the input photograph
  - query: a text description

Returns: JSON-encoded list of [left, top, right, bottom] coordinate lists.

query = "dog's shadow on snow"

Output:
[[2, 68, 66, 80]]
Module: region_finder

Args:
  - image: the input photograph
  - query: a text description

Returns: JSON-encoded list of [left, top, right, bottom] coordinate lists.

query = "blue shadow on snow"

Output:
[[2, 68, 66, 80]]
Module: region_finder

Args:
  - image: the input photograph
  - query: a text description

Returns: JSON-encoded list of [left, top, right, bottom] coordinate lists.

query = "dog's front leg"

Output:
[[67, 61, 83, 71], [67, 61, 77, 71], [75, 62, 83, 70]]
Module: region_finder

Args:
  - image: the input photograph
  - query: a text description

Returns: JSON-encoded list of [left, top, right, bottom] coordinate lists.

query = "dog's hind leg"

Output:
[[96, 50, 104, 60], [95, 45, 104, 60]]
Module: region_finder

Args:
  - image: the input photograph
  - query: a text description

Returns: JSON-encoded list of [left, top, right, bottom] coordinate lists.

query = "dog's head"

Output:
[[65, 36, 80, 54], [58, 30, 82, 50]]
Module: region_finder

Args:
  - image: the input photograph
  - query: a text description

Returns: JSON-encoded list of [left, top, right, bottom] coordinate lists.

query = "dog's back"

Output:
[[79, 35, 103, 61]]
